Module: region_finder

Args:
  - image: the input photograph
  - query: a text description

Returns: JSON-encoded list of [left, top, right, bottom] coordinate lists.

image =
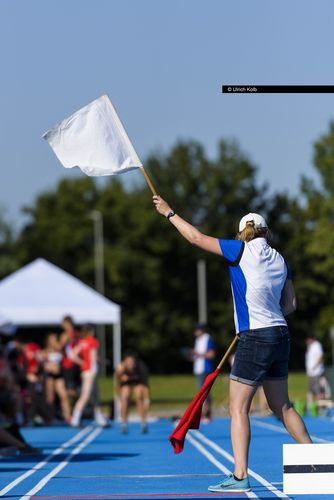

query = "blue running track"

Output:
[[0, 416, 333, 499]]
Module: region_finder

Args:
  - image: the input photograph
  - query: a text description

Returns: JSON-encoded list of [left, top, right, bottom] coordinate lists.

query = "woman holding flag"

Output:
[[153, 195, 312, 494], [42, 93, 311, 492]]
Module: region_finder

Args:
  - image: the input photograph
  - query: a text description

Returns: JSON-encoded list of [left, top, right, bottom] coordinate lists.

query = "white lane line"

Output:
[[252, 418, 333, 443], [60, 473, 223, 478], [193, 430, 289, 499], [187, 433, 258, 499], [0, 425, 93, 497], [19, 426, 102, 500]]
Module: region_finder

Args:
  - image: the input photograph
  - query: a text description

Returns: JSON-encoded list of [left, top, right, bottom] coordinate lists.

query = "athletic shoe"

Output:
[[70, 419, 81, 428], [141, 424, 148, 434], [96, 421, 111, 428], [121, 424, 128, 434], [0, 446, 19, 457], [208, 474, 251, 492], [95, 415, 111, 427], [16, 445, 42, 456]]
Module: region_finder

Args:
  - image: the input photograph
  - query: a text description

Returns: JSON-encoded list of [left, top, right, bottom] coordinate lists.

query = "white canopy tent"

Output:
[[0, 258, 121, 369]]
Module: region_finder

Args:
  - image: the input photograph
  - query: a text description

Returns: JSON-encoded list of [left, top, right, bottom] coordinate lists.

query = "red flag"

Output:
[[169, 368, 220, 454]]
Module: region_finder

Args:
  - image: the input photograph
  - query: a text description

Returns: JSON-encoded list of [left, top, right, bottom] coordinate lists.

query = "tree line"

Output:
[[1, 123, 334, 372]]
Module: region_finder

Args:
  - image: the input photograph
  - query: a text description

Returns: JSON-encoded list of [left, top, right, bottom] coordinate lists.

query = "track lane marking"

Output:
[[186, 433, 258, 498], [30, 494, 237, 498], [57, 473, 223, 478], [20, 427, 102, 500], [0, 425, 93, 497], [192, 430, 289, 499], [252, 418, 333, 443]]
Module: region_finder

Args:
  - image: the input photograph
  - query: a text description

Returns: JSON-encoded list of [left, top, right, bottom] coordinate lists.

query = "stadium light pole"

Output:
[[330, 326, 334, 368], [90, 210, 107, 376], [197, 259, 207, 324]]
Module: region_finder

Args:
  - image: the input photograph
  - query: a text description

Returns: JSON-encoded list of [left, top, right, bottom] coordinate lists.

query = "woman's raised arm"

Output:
[[153, 195, 222, 256]]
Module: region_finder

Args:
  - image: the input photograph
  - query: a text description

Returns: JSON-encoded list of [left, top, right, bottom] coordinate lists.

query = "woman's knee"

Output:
[[268, 400, 292, 418], [229, 380, 257, 416], [134, 385, 146, 400], [229, 399, 250, 417]]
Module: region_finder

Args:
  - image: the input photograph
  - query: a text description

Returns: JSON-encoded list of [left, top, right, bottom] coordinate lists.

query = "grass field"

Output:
[[99, 371, 309, 415]]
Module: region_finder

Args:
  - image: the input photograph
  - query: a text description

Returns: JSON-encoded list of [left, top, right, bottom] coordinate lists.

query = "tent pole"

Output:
[[90, 210, 107, 376], [98, 325, 106, 377], [113, 319, 122, 421]]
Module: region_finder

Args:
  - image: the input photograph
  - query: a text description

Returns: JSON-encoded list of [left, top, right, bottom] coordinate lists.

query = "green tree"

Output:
[[18, 139, 268, 371], [0, 208, 19, 278], [292, 121, 334, 363], [19, 177, 99, 282]]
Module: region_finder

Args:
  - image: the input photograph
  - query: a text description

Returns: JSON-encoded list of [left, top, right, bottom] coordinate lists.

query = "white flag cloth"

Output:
[[42, 95, 143, 176]]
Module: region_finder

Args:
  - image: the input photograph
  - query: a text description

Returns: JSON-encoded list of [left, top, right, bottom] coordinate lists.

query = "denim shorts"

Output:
[[230, 325, 290, 386]]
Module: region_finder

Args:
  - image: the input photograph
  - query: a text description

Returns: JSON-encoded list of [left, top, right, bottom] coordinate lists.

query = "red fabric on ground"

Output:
[[169, 368, 220, 454]]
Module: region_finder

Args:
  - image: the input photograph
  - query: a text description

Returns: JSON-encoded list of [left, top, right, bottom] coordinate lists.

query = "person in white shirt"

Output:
[[153, 195, 312, 494], [305, 336, 325, 401], [192, 323, 215, 421]]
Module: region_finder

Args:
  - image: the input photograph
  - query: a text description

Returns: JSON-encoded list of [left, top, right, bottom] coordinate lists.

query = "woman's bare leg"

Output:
[[120, 386, 131, 426], [71, 371, 96, 426], [45, 378, 55, 420], [258, 385, 270, 415], [45, 378, 55, 406], [263, 379, 312, 443], [229, 379, 257, 479], [134, 385, 149, 424], [55, 378, 71, 421]]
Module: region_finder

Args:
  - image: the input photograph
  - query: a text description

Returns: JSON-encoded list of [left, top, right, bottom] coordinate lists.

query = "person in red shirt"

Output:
[[70, 324, 108, 427], [23, 342, 52, 425]]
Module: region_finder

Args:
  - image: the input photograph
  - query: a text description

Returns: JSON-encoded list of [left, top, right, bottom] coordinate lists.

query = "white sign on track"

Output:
[[283, 443, 334, 494]]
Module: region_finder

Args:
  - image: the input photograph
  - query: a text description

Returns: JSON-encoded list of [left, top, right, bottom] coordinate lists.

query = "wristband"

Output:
[[167, 210, 176, 220]]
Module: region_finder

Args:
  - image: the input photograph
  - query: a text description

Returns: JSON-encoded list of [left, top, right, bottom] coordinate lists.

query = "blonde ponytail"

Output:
[[236, 221, 269, 242]]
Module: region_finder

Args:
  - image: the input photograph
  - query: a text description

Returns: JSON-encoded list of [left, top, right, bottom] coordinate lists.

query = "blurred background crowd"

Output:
[[0, 316, 111, 456]]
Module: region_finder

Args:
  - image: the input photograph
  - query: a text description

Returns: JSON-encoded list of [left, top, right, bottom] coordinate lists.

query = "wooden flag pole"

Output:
[[216, 336, 238, 371], [141, 167, 157, 196]]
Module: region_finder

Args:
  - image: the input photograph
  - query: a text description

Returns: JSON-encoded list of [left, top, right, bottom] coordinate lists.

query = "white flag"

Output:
[[42, 95, 143, 176]]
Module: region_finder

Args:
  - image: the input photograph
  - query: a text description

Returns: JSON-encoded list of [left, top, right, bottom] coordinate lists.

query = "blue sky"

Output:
[[1, 0, 334, 227]]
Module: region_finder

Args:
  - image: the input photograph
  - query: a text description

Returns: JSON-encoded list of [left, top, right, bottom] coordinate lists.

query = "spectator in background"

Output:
[[4, 339, 27, 425], [305, 336, 326, 402], [0, 345, 41, 455], [192, 323, 215, 422], [116, 351, 150, 434], [23, 341, 52, 425], [60, 316, 81, 402], [43, 333, 71, 423], [70, 324, 108, 428], [0, 426, 40, 457]]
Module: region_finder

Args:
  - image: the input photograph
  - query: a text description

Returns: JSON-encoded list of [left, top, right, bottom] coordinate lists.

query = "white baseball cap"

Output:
[[239, 213, 268, 232]]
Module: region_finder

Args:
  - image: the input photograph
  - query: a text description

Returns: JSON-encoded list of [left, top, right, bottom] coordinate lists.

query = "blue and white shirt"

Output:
[[193, 333, 214, 375], [219, 238, 291, 333]]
